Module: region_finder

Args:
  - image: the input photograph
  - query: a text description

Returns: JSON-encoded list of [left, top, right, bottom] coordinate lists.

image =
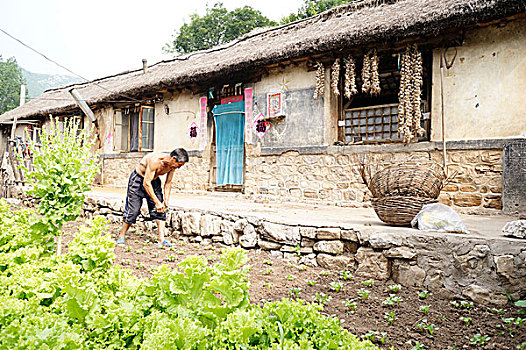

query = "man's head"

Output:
[[170, 148, 188, 168]]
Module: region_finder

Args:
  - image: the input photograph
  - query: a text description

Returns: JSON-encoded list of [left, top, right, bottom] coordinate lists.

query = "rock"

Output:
[[99, 208, 112, 215], [283, 253, 300, 263], [107, 199, 124, 212], [201, 238, 212, 246], [194, 236, 203, 243], [258, 239, 282, 250], [369, 232, 403, 249], [269, 250, 283, 259], [355, 247, 390, 280], [234, 219, 248, 232], [341, 229, 358, 242], [383, 247, 417, 260], [502, 220, 526, 239], [239, 224, 257, 248], [317, 254, 354, 269], [301, 238, 315, 248], [299, 247, 313, 254], [300, 227, 317, 239], [259, 222, 300, 245], [463, 285, 508, 306], [393, 262, 426, 288], [171, 211, 182, 230], [200, 214, 222, 237], [300, 254, 318, 267], [316, 227, 341, 240], [494, 255, 515, 278], [313, 241, 344, 255], [280, 245, 297, 253], [356, 230, 371, 245], [221, 220, 236, 245], [182, 212, 201, 236]]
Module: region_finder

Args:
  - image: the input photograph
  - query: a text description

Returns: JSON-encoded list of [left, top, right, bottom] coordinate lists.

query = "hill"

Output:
[[21, 68, 81, 99]]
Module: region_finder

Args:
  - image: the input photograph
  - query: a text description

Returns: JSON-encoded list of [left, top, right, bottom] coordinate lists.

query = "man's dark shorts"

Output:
[[123, 170, 166, 224]]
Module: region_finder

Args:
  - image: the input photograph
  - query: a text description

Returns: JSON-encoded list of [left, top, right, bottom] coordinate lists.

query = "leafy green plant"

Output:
[[340, 270, 353, 280], [320, 270, 331, 276], [166, 254, 177, 262], [136, 248, 145, 254], [384, 311, 397, 325], [362, 331, 387, 345], [460, 316, 472, 326], [344, 300, 357, 313], [382, 294, 403, 308], [469, 333, 490, 346], [306, 280, 317, 286], [490, 307, 505, 314], [388, 284, 401, 293], [285, 274, 296, 281], [329, 281, 344, 292], [313, 292, 332, 306], [362, 279, 374, 287], [461, 300, 474, 309], [263, 282, 273, 291], [406, 340, 425, 350], [419, 305, 430, 315], [416, 319, 438, 336], [358, 289, 370, 301], [25, 118, 99, 255], [418, 290, 430, 299], [451, 301, 461, 308], [289, 287, 301, 299], [263, 268, 273, 275]]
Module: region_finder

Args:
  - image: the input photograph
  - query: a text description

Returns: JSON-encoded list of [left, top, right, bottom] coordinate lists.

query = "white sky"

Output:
[[0, 0, 303, 80]]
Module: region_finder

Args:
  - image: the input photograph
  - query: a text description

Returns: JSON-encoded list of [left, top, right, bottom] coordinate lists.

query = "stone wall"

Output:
[[245, 147, 503, 213], [100, 146, 503, 212], [83, 194, 526, 305]]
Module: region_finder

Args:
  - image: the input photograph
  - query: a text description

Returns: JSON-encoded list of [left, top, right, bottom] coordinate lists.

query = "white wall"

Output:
[[431, 17, 526, 141]]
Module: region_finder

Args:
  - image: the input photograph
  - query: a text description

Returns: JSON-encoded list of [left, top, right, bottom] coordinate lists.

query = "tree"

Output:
[[163, 2, 277, 55], [0, 55, 26, 115], [280, 0, 355, 24]]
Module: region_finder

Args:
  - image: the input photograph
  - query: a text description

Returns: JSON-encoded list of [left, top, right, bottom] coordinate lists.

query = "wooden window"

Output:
[[114, 106, 154, 152], [339, 51, 432, 144], [140, 106, 154, 151]]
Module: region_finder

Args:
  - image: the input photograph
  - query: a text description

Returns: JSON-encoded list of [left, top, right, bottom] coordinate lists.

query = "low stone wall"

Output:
[[83, 194, 525, 305], [100, 145, 503, 212]]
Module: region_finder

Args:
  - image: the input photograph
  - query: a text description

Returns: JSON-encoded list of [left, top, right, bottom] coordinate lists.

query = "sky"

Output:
[[0, 0, 303, 81]]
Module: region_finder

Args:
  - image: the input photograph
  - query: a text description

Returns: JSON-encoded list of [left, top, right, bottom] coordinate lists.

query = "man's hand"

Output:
[[163, 201, 168, 209], [155, 201, 165, 213]]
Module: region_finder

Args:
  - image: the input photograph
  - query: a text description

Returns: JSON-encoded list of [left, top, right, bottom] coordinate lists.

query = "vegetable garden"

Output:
[[1, 120, 524, 349]]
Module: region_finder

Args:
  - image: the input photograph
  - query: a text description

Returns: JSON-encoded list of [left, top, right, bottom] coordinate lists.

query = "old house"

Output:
[[1, 0, 525, 213]]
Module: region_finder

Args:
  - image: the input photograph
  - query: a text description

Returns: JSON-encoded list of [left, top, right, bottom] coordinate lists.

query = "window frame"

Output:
[[113, 105, 155, 152]]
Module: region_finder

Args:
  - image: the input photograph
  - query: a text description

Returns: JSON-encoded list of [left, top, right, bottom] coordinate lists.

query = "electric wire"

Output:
[[0, 27, 144, 103]]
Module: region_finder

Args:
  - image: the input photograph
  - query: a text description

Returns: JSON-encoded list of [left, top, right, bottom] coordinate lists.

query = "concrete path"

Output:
[[88, 186, 518, 241]]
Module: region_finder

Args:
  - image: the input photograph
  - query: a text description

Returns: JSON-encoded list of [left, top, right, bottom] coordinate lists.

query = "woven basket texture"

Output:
[[371, 196, 437, 226], [361, 162, 446, 199]]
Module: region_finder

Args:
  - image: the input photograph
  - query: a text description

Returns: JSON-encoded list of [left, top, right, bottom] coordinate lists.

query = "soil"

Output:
[[59, 220, 526, 350]]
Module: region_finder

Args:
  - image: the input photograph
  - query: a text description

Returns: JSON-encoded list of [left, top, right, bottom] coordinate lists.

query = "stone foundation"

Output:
[[83, 193, 525, 305], [100, 146, 503, 212]]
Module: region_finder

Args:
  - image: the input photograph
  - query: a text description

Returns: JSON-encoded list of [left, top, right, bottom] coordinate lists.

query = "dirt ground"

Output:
[[60, 220, 525, 350]]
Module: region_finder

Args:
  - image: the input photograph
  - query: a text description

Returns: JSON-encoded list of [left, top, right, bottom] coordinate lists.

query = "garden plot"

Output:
[[69, 221, 525, 350]]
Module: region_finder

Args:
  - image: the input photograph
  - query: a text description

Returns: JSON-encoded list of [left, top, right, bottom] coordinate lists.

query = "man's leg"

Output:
[[156, 219, 165, 243], [119, 222, 132, 240]]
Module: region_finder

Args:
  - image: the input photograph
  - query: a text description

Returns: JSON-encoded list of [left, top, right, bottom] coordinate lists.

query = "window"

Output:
[[340, 51, 431, 143], [114, 106, 155, 152]]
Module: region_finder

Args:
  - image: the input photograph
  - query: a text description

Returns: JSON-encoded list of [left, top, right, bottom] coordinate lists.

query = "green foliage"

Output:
[[0, 204, 376, 349], [419, 305, 430, 315], [469, 333, 490, 346], [25, 118, 99, 249], [340, 270, 353, 280], [358, 288, 370, 301], [0, 55, 27, 114], [329, 281, 344, 292], [280, 0, 355, 24], [418, 290, 430, 299], [362, 279, 374, 287], [164, 2, 277, 54]]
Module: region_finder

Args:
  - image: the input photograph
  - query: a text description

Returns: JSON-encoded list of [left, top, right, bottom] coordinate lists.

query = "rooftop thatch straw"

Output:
[[1, 0, 524, 122]]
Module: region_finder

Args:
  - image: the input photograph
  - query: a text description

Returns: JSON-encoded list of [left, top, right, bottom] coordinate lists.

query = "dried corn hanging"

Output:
[[398, 44, 425, 143], [344, 56, 358, 99], [362, 49, 381, 95], [331, 58, 341, 95], [313, 61, 325, 100]]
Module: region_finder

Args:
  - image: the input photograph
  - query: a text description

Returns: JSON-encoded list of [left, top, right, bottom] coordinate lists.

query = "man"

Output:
[[116, 148, 188, 246]]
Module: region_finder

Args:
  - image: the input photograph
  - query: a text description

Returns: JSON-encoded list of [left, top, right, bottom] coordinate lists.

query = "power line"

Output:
[[0, 27, 144, 103]]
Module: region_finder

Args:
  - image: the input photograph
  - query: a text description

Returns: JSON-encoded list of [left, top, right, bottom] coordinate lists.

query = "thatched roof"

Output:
[[2, 0, 524, 122]]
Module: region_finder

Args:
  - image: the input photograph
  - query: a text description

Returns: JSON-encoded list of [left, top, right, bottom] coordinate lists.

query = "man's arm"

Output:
[[163, 169, 175, 208], [143, 163, 164, 212]]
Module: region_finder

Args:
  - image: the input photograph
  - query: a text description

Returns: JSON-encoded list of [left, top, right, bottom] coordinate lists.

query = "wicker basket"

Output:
[[363, 162, 446, 199], [371, 196, 437, 226]]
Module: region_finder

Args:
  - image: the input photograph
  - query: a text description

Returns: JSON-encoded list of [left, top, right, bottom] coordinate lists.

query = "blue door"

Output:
[[212, 101, 245, 186]]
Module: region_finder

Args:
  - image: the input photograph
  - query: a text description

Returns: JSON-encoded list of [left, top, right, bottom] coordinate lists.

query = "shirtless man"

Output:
[[116, 148, 188, 246]]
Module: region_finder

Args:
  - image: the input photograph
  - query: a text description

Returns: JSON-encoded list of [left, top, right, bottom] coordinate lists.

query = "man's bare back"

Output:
[[136, 152, 177, 179]]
